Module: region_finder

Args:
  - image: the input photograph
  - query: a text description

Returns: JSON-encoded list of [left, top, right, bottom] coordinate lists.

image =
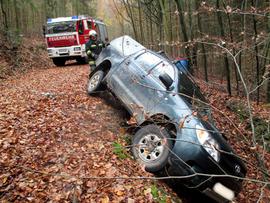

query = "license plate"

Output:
[[59, 49, 67, 53]]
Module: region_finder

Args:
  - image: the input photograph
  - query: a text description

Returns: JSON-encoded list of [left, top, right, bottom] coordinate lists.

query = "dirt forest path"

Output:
[[0, 64, 181, 202]]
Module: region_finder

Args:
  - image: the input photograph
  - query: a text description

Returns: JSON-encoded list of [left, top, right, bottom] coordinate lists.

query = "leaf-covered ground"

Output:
[[1, 62, 269, 202], [0, 64, 180, 202], [0, 37, 52, 79]]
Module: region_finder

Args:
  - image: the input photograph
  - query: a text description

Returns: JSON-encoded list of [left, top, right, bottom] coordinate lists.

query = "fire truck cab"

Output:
[[45, 15, 108, 66]]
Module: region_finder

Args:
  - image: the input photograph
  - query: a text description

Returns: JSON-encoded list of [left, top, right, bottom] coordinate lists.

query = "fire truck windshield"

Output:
[[47, 21, 76, 34]]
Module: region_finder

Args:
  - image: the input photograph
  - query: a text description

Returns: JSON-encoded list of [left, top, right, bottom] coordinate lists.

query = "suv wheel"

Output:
[[132, 124, 172, 173], [87, 70, 104, 95]]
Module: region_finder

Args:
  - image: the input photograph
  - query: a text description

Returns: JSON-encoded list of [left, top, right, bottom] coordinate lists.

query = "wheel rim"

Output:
[[137, 134, 164, 162], [88, 74, 100, 91]]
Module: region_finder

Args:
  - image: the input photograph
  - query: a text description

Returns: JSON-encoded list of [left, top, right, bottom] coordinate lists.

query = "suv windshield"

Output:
[[178, 71, 209, 112], [47, 21, 76, 34]]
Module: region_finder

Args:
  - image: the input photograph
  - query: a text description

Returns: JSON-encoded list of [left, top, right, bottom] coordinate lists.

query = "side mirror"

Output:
[[159, 73, 173, 90]]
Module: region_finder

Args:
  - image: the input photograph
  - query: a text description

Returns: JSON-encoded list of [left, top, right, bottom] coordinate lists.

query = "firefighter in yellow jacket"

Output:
[[85, 30, 104, 72]]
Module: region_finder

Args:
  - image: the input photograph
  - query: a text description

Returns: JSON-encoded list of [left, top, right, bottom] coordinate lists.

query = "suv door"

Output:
[[131, 52, 167, 110], [107, 56, 135, 113], [109, 51, 168, 121], [145, 58, 176, 110]]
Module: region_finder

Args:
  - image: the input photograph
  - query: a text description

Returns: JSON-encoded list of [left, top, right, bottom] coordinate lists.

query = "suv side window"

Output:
[[95, 23, 101, 40], [135, 52, 161, 72], [103, 25, 108, 40], [151, 61, 175, 80], [99, 24, 105, 42]]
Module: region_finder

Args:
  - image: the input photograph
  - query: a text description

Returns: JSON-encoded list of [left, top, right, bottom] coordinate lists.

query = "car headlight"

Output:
[[196, 124, 220, 162], [47, 49, 53, 53]]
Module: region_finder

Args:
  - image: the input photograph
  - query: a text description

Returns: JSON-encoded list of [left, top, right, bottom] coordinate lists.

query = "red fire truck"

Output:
[[45, 15, 108, 66]]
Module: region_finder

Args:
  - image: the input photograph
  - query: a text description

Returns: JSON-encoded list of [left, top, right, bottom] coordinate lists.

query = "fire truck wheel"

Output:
[[52, 58, 66, 66]]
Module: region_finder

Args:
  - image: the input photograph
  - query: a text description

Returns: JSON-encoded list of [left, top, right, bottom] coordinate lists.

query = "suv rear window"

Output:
[[178, 71, 207, 107]]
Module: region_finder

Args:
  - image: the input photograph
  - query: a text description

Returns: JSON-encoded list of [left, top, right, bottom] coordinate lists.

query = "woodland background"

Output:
[[0, 0, 270, 202], [0, 0, 269, 103]]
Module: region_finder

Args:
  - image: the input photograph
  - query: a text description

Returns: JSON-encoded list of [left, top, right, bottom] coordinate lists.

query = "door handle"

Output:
[[139, 75, 145, 80]]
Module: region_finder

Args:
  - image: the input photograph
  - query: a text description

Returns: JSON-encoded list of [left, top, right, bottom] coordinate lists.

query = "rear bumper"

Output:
[[47, 45, 86, 58]]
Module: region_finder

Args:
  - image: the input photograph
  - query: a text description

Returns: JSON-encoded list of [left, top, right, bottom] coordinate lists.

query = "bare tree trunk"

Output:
[[238, 0, 247, 75], [157, 2, 163, 50], [175, 0, 192, 73], [223, 2, 239, 95], [13, 0, 19, 30], [188, 0, 197, 68], [122, 0, 138, 40], [266, 4, 270, 103], [195, 1, 208, 82], [46, 0, 57, 18], [169, 0, 173, 56], [149, 4, 154, 50], [216, 0, 231, 96], [22, 1, 28, 33], [138, 1, 144, 44], [0, 0, 8, 30], [158, 0, 168, 52], [251, 0, 260, 104], [75, 0, 79, 15], [267, 81, 270, 103]]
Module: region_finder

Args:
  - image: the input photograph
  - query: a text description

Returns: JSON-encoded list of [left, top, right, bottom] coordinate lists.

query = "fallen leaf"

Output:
[[101, 196, 110, 203]]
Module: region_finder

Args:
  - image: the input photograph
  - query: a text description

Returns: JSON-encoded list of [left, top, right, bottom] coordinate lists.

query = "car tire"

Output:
[[52, 58, 66, 66], [132, 124, 173, 173], [87, 70, 104, 95]]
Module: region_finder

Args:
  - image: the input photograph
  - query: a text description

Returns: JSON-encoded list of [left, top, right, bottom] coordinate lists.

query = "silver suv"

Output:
[[87, 36, 246, 202]]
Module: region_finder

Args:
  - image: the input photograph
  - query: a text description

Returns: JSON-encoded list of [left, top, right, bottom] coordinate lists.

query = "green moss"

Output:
[[226, 100, 249, 121], [112, 141, 129, 159], [151, 184, 167, 203], [226, 100, 270, 150], [252, 117, 270, 151]]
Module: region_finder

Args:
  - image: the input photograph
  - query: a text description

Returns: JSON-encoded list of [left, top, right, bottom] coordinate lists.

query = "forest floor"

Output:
[[0, 37, 270, 202], [0, 63, 183, 202]]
